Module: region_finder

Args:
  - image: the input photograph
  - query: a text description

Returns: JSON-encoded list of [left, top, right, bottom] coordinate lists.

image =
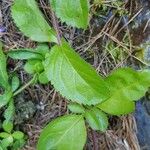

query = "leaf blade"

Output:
[[11, 75, 20, 92], [97, 68, 150, 115], [37, 114, 87, 150], [44, 41, 110, 105], [68, 103, 85, 114], [85, 108, 108, 131], [0, 90, 12, 109], [97, 94, 135, 115], [50, 0, 89, 29], [0, 43, 9, 89], [105, 68, 150, 101], [8, 49, 44, 60], [4, 100, 15, 122], [11, 0, 57, 42]]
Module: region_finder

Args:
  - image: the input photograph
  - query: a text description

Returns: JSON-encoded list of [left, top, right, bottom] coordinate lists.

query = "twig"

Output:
[[103, 31, 149, 65], [115, 8, 143, 36]]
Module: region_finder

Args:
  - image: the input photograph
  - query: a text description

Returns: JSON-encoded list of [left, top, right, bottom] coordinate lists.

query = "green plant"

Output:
[[0, 43, 29, 149], [6, 0, 150, 149], [8, 44, 49, 84], [92, 0, 128, 16], [105, 41, 126, 62], [0, 121, 25, 150]]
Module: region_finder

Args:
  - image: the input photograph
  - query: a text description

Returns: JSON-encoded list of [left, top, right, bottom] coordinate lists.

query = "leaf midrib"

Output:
[[60, 45, 106, 98], [43, 115, 83, 149]]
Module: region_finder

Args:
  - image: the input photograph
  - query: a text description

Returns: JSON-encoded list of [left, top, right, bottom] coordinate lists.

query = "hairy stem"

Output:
[[50, 5, 62, 45]]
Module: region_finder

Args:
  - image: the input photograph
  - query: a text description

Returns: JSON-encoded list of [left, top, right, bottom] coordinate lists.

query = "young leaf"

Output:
[[85, 108, 108, 131], [37, 115, 87, 150], [68, 103, 85, 114], [11, 0, 57, 42], [2, 121, 13, 133], [12, 138, 26, 150], [24, 60, 44, 74], [0, 91, 12, 109], [38, 72, 49, 84], [35, 44, 50, 57], [8, 49, 44, 60], [97, 68, 150, 115], [4, 100, 15, 122], [1, 136, 13, 148], [11, 75, 20, 92], [0, 133, 10, 139], [50, 0, 89, 29], [12, 131, 24, 140], [44, 40, 110, 105], [0, 43, 9, 89]]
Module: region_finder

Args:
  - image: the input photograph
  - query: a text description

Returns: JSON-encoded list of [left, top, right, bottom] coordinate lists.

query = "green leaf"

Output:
[[35, 44, 50, 57], [0, 133, 10, 139], [37, 115, 87, 150], [0, 91, 12, 109], [11, 75, 20, 92], [0, 145, 3, 150], [105, 68, 150, 101], [85, 108, 108, 131], [1, 136, 13, 148], [68, 103, 85, 114], [12, 131, 24, 140], [8, 49, 44, 60], [24, 60, 44, 74], [97, 95, 135, 115], [97, 68, 150, 115], [4, 100, 15, 122], [0, 43, 9, 89], [12, 139, 26, 150], [44, 40, 110, 105], [0, 143, 6, 150], [38, 72, 49, 84], [2, 121, 13, 133], [50, 0, 89, 29], [11, 0, 57, 42]]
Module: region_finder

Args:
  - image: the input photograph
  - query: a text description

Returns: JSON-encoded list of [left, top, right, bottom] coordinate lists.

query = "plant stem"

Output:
[[13, 74, 37, 96], [50, 6, 62, 45]]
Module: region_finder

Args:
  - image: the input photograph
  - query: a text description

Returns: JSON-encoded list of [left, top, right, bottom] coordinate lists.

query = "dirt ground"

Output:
[[1, 0, 150, 149]]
